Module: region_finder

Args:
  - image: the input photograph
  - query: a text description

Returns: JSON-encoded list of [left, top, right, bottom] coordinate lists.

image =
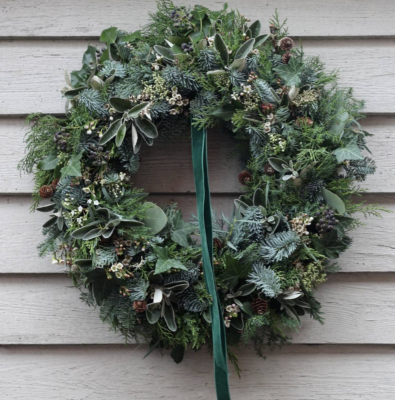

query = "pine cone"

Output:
[[263, 163, 276, 176], [51, 179, 60, 190], [132, 300, 147, 313], [238, 171, 252, 185], [39, 185, 54, 199], [278, 37, 294, 51], [282, 51, 292, 64], [213, 238, 223, 250], [252, 298, 268, 315]]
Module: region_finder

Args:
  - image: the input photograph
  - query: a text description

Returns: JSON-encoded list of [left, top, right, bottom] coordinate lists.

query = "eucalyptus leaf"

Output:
[[268, 157, 286, 172], [153, 45, 175, 61], [126, 102, 149, 119], [82, 228, 103, 240], [167, 36, 188, 45], [249, 20, 261, 37], [234, 38, 255, 60], [109, 97, 134, 112], [162, 302, 177, 332], [101, 226, 116, 239], [214, 33, 229, 66], [99, 119, 122, 145], [71, 223, 101, 239], [135, 116, 158, 139], [230, 58, 246, 70], [143, 202, 168, 234], [146, 304, 161, 324], [36, 203, 56, 212], [90, 76, 104, 90], [43, 216, 57, 228], [206, 69, 227, 75], [64, 87, 86, 99], [118, 218, 144, 228], [115, 123, 127, 147], [254, 34, 269, 47], [131, 124, 139, 152], [321, 188, 346, 214]]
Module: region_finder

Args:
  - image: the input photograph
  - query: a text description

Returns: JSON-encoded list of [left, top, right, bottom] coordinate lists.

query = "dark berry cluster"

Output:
[[315, 206, 339, 234], [95, 46, 106, 63], [181, 42, 193, 53], [170, 7, 193, 29], [53, 131, 70, 152], [86, 143, 110, 167]]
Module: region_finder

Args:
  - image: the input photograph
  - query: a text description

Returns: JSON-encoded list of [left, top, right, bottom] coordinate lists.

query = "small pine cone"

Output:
[[132, 300, 147, 313], [252, 298, 268, 315], [51, 179, 60, 190], [263, 163, 276, 176], [238, 170, 252, 185], [39, 185, 54, 199], [278, 37, 294, 51], [213, 238, 223, 250], [282, 51, 292, 64]]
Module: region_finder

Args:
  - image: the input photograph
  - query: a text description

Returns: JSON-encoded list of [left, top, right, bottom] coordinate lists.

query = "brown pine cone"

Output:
[[252, 298, 268, 315], [238, 170, 252, 185], [278, 37, 294, 51], [213, 238, 223, 250], [282, 51, 292, 64], [132, 300, 147, 313], [51, 179, 60, 190], [39, 185, 54, 199], [263, 163, 276, 176]]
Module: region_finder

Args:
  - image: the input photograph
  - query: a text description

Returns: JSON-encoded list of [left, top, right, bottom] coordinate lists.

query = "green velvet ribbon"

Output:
[[191, 123, 231, 400]]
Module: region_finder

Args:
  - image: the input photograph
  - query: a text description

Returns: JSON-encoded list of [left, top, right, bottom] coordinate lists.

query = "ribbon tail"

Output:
[[191, 123, 231, 400]]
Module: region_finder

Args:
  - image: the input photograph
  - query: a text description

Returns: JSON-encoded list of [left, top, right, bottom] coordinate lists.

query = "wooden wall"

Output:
[[1, 1, 394, 398]]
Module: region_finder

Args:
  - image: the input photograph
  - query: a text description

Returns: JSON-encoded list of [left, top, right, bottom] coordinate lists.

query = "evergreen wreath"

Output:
[[19, 0, 380, 381]]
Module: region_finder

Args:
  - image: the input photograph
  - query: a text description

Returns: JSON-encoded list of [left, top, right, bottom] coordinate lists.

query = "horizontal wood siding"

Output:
[[0, 1, 394, 398], [1, 39, 394, 115], [0, 345, 394, 400]]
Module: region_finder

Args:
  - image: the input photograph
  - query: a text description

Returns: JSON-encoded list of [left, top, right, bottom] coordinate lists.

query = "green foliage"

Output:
[[20, 0, 379, 370], [260, 231, 301, 262], [247, 263, 282, 298]]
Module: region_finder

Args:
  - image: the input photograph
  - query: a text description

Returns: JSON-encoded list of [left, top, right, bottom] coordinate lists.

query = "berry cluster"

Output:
[[86, 143, 110, 167], [95, 46, 106, 63], [53, 131, 70, 152], [315, 206, 339, 234], [181, 42, 193, 53], [170, 7, 193, 29], [261, 103, 275, 115]]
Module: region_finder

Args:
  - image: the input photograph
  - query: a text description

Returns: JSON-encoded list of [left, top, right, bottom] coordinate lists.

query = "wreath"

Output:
[[19, 1, 378, 398]]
